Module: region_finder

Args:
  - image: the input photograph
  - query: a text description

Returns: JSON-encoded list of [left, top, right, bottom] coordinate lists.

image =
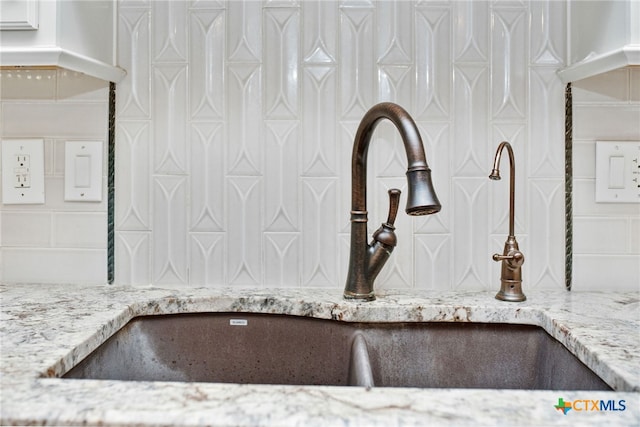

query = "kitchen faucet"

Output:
[[489, 141, 526, 302], [344, 103, 441, 301]]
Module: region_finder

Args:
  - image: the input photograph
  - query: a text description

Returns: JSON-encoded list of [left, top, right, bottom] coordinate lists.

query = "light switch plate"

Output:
[[1, 139, 45, 204], [595, 140, 640, 203], [64, 140, 103, 202]]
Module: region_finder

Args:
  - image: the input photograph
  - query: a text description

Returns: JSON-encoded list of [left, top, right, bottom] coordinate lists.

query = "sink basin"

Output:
[[63, 313, 611, 390]]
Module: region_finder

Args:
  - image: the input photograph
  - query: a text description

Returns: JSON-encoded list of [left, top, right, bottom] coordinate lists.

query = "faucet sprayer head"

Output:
[[489, 169, 501, 180], [405, 169, 441, 216]]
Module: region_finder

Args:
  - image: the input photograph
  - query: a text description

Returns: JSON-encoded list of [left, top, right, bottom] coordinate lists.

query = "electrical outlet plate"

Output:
[[1, 139, 45, 204], [595, 141, 640, 203], [64, 140, 103, 202]]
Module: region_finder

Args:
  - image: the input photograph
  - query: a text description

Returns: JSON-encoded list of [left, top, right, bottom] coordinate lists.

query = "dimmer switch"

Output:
[[64, 141, 103, 202]]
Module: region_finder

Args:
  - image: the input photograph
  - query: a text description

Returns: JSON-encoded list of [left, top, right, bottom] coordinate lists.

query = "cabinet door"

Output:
[[0, 0, 39, 30]]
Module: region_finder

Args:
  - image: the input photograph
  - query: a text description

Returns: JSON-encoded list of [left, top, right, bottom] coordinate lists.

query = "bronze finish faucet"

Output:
[[344, 103, 441, 301], [489, 141, 526, 302]]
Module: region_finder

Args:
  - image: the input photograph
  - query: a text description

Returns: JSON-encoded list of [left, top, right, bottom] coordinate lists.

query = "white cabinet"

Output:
[[0, 0, 39, 30], [559, 0, 640, 83], [0, 0, 125, 83]]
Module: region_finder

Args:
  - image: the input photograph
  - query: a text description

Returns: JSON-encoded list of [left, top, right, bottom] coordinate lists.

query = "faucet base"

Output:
[[495, 280, 526, 302], [343, 290, 376, 302]]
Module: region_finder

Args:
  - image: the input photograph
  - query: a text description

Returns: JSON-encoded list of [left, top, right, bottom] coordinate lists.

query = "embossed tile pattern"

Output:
[[4, 2, 636, 291], [114, 0, 568, 290]]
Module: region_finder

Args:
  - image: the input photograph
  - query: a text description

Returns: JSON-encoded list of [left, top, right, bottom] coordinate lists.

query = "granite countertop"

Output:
[[1, 283, 638, 426]]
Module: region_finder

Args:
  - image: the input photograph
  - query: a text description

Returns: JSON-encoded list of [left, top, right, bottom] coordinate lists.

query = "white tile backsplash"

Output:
[[1, 1, 638, 293], [572, 69, 640, 291], [574, 217, 629, 254], [631, 218, 640, 254], [0, 70, 109, 284], [1, 212, 51, 247], [1, 102, 108, 138], [573, 255, 640, 292], [53, 213, 107, 248], [2, 248, 107, 285]]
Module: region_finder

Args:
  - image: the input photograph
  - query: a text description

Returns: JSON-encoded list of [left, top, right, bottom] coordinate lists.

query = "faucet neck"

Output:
[[351, 102, 430, 214], [491, 141, 516, 237]]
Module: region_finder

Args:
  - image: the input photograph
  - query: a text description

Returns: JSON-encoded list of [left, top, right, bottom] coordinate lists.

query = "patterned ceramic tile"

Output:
[[529, 179, 564, 288], [153, 65, 188, 174], [153, 1, 188, 62], [264, 121, 299, 232], [301, 178, 337, 286], [529, 0, 565, 65], [190, 122, 225, 232], [264, 7, 299, 119], [152, 176, 188, 285], [190, 10, 225, 120], [302, 1, 337, 65], [491, 7, 527, 121], [302, 66, 337, 176], [339, 6, 374, 120], [414, 6, 450, 120], [377, 0, 412, 65], [116, 121, 151, 230], [6, 1, 638, 292], [227, 176, 263, 286], [227, 64, 262, 176], [189, 232, 225, 286], [264, 232, 300, 287], [227, 1, 262, 62], [452, 178, 489, 289], [117, 9, 150, 119], [529, 67, 565, 178], [453, 65, 490, 177], [453, 0, 488, 63], [116, 231, 151, 286]]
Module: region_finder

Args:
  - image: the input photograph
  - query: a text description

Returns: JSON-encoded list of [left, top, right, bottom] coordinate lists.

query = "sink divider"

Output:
[[348, 332, 375, 387]]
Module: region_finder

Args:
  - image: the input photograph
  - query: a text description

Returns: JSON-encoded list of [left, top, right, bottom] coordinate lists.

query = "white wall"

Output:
[[572, 69, 640, 291], [0, 69, 109, 284], [113, 0, 566, 292], [1, 1, 637, 293]]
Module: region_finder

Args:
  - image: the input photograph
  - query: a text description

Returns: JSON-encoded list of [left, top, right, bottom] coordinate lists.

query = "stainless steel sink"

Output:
[[63, 313, 611, 390]]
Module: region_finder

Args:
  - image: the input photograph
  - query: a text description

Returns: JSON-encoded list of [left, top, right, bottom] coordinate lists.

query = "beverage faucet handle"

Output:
[[385, 188, 401, 226], [492, 251, 525, 268]]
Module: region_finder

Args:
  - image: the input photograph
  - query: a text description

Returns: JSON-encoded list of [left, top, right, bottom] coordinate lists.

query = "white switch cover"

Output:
[[1, 139, 45, 204], [595, 141, 640, 203], [64, 140, 103, 202]]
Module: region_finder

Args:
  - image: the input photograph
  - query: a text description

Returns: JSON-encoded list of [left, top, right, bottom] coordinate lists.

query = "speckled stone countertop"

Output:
[[1, 283, 638, 426]]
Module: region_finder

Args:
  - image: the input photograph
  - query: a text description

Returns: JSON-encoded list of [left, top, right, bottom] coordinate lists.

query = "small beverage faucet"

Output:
[[489, 141, 526, 302], [344, 103, 441, 301]]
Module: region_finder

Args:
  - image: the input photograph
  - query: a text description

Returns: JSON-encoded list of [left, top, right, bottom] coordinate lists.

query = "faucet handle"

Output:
[[385, 188, 401, 226], [371, 189, 401, 249], [492, 250, 525, 268]]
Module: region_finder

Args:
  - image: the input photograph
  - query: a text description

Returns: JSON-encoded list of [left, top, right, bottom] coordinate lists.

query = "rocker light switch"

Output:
[[608, 156, 625, 189], [74, 155, 91, 187], [595, 140, 640, 203], [64, 141, 103, 202]]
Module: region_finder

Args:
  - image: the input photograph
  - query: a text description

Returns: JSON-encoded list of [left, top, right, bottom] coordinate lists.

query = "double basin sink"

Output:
[[63, 312, 611, 390]]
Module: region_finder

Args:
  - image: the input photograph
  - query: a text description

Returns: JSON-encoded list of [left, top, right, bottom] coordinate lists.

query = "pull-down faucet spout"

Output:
[[344, 103, 441, 301]]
